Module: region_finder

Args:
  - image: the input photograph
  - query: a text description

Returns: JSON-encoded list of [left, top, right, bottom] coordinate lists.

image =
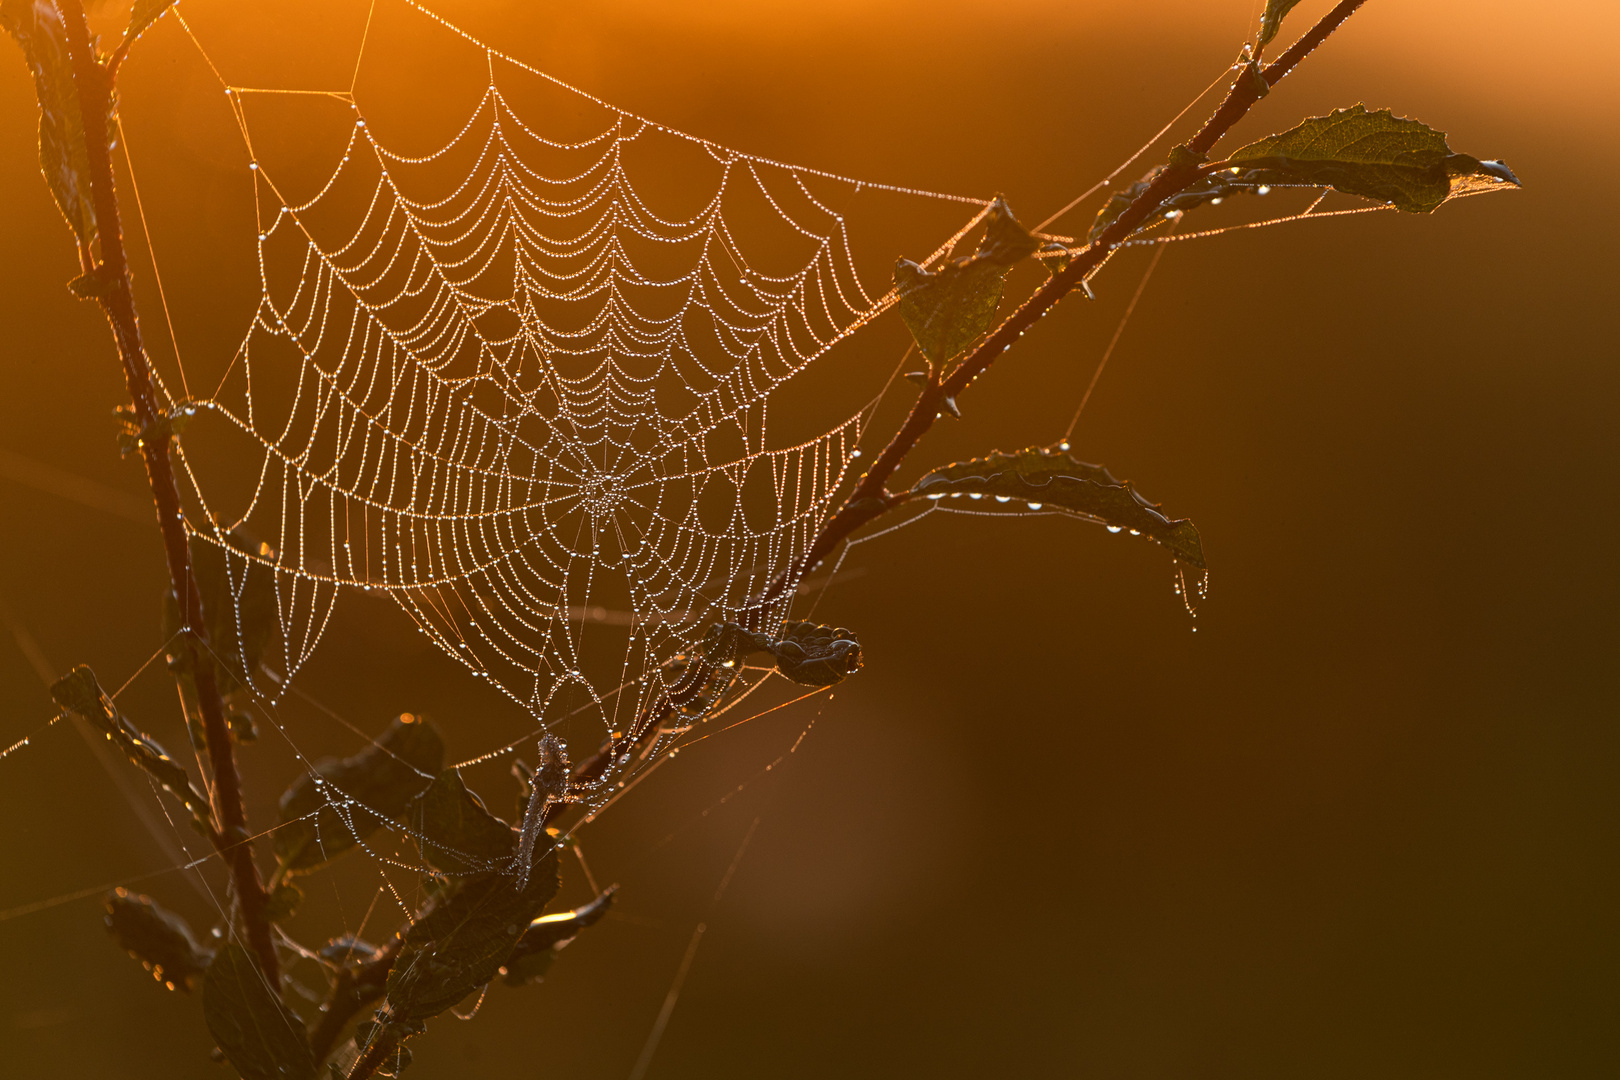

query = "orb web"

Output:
[[163, 0, 993, 816]]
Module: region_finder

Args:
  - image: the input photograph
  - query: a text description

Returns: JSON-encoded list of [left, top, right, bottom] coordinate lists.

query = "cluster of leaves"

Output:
[[96, 701, 614, 1078]]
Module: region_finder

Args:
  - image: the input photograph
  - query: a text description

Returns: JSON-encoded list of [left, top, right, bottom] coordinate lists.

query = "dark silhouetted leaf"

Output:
[[895, 198, 1040, 365], [1228, 105, 1519, 214], [409, 769, 516, 875], [275, 715, 444, 874], [911, 445, 1205, 567], [502, 885, 618, 986], [51, 665, 214, 829], [1257, 0, 1306, 48], [105, 887, 213, 992], [386, 849, 560, 1023], [203, 943, 317, 1080], [702, 620, 863, 687], [0, 0, 98, 248]]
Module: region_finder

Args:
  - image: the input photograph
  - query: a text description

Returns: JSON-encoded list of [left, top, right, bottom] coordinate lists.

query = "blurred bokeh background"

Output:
[[1, 0, 1616, 1076]]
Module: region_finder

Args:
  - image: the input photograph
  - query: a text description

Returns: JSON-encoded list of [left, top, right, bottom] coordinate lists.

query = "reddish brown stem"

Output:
[[56, 0, 279, 988], [793, 0, 1370, 579]]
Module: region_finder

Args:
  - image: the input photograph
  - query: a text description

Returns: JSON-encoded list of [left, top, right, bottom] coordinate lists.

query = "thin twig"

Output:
[[791, 0, 1370, 578], [57, 0, 279, 987]]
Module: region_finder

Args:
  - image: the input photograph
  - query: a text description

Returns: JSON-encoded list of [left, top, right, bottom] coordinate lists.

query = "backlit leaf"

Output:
[[203, 944, 317, 1080], [911, 445, 1206, 567], [1257, 0, 1306, 48], [895, 198, 1040, 365], [502, 885, 618, 986], [408, 769, 516, 876], [275, 715, 444, 874], [104, 887, 213, 992], [386, 850, 560, 1023], [1228, 105, 1520, 214], [0, 0, 98, 248], [51, 665, 214, 829]]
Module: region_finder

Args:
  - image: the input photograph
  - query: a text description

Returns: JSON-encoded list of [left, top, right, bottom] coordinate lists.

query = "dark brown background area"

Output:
[[1, 1, 1615, 1077]]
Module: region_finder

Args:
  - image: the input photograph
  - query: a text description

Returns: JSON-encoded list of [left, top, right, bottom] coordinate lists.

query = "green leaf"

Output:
[[203, 944, 318, 1080], [104, 887, 214, 992], [408, 769, 516, 875], [1228, 105, 1520, 214], [895, 197, 1040, 365], [503, 885, 617, 986], [124, 0, 177, 48], [0, 0, 98, 248], [910, 445, 1206, 568], [701, 619, 864, 687], [51, 665, 214, 830], [275, 715, 445, 874], [386, 853, 560, 1023], [1257, 0, 1306, 48]]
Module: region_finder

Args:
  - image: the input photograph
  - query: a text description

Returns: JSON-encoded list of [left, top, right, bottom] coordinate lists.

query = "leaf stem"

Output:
[[791, 0, 1369, 578], [56, 0, 279, 989]]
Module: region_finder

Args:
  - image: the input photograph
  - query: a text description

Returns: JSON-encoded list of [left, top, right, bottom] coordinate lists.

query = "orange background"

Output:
[[0, 1, 1616, 1077]]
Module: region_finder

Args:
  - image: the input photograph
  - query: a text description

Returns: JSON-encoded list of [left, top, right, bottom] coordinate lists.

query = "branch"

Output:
[[792, 0, 1370, 578], [309, 936, 403, 1065], [56, 0, 280, 988]]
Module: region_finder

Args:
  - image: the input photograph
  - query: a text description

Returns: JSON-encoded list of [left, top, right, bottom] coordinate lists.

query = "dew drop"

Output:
[[1027, 502, 1043, 510], [995, 495, 1011, 503]]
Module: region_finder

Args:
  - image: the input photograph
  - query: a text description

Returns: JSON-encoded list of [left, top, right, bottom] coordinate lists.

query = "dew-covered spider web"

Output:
[[0, 0, 1470, 952], [154, 0, 1005, 823]]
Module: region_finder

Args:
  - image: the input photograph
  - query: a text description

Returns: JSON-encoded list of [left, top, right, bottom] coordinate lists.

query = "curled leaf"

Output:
[[275, 715, 444, 874], [51, 665, 214, 830], [895, 197, 1040, 365], [124, 0, 177, 49], [1228, 105, 1519, 214], [910, 444, 1205, 567], [502, 885, 618, 986], [1257, 0, 1306, 48], [105, 887, 213, 992], [702, 619, 863, 687], [203, 943, 317, 1080], [386, 851, 560, 1023]]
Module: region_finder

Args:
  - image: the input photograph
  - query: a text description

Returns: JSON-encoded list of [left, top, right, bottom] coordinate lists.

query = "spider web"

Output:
[[161, 0, 993, 821]]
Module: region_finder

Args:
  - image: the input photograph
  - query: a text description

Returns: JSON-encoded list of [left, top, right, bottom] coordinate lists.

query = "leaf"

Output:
[[701, 619, 864, 687], [1228, 105, 1520, 214], [275, 715, 445, 874], [203, 944, 317, 1080], [124, 0, 177, 47], [51, 665, 214, 829], [895, 197, 1040, 365], [408, 769, 516, 875], [1257, 0, 1306, 48], [104, 887, 214, 992], [502, 885, 617, 986], [386, 852, 560, 1023], [0, 0, 98, 248], [910, 445, 1206, 568]]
